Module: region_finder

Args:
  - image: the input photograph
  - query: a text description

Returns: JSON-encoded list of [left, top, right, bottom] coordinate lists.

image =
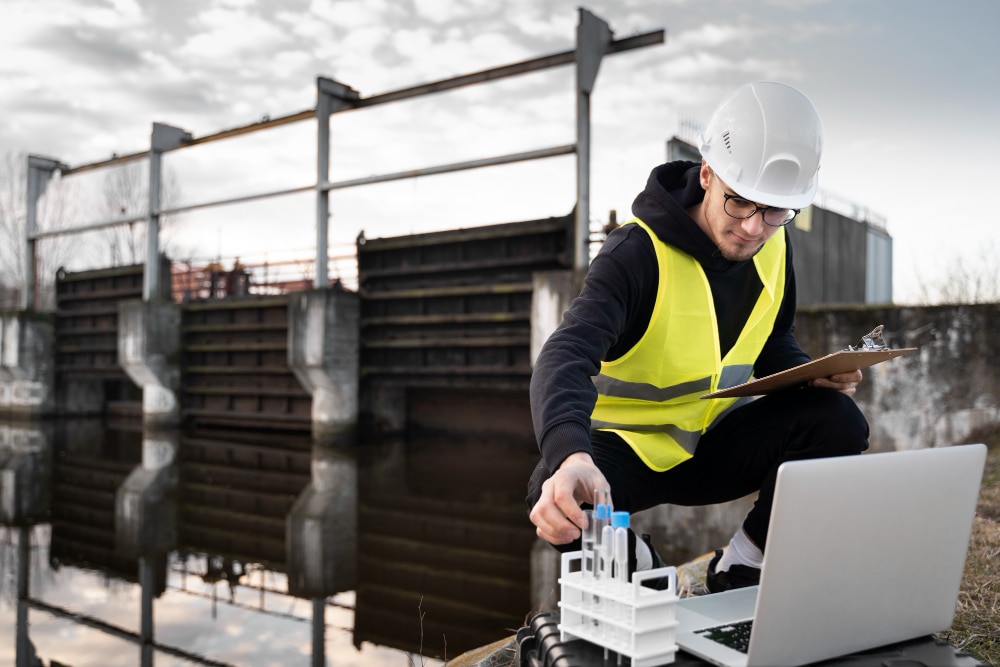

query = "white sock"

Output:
[[716, 528, 763, 572], [634, 535, 654, 571]]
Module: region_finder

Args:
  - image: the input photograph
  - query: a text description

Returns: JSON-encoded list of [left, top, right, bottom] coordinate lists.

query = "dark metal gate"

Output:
[[54, 263, 161, 425], [179, 295, 311, 434], [357, 214, 573, 390], [354, 214, 574, 656]]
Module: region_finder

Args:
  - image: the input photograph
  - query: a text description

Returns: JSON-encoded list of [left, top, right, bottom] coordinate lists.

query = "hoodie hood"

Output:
[[631, 160, 751, 273]]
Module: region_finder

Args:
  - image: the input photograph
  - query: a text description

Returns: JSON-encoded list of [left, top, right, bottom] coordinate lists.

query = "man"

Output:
[[526, 81, 869, 592]]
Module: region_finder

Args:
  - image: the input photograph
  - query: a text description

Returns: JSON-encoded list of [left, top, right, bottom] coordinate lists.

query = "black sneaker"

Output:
[[706, 548, 761, 593]]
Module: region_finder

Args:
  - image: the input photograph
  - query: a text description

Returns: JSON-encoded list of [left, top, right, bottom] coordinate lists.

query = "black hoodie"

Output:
[[530, 161, 810, 473]]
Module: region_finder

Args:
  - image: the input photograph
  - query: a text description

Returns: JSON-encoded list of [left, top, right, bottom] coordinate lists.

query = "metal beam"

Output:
[[44, 143, 574, 235], [37, 12, 665, 282], [29, 210, 148, 240], [575, 8, 613, 269], [22, 156, 67, 309], [321, 144, 576, 192], [315, 79, 360, 288], [57, 28, 664, 175], [146, 123, 191, 301], [358, 29, 664, 107]]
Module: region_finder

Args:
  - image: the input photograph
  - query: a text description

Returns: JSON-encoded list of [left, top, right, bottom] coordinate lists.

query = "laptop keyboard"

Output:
[[695, 619, 754, 653]]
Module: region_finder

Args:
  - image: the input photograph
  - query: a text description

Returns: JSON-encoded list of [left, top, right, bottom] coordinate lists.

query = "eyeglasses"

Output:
[[721, 192, 799, 227]]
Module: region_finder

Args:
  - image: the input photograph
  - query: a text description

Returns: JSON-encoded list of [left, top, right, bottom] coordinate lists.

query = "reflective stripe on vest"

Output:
[[591, 218, 786, 472]]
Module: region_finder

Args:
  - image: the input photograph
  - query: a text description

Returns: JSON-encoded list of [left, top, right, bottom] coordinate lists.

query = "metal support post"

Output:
[[315, 78, 359, 288], [146, 123, 191, 301], [574, 9, 612, 270], [15, 526, 30, 667], [140, 556, 155, 667], [312, 597, 325, 667], [22, 156, 65, 310]]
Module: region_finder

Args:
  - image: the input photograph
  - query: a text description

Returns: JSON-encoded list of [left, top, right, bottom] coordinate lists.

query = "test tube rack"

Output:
[[557, 550, 679, 667]]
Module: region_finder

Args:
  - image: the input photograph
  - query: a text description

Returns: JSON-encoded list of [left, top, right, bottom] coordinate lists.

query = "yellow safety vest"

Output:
[[591, 218, 787, 471]]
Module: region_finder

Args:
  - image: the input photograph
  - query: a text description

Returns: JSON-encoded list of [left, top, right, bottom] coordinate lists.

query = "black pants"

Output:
[[526, 387, 870, 550]]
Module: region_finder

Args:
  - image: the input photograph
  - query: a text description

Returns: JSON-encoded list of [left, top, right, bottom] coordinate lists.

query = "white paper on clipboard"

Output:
[[700, 347, 918, 399]]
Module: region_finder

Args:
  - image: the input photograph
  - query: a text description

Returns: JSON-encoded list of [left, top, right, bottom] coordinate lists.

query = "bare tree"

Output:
[[914, 242, 1000, 305], [0, 151, 77, 309], [99, 161, 183, 266]]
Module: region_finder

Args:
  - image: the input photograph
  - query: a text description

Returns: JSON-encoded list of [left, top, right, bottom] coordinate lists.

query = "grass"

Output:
[[938, 423, 1000, 666]]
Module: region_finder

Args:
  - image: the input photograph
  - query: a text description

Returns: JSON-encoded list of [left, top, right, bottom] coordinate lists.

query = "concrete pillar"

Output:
[[115, 427, 174, 667], [0, 422, 52, 526], [115, 429, 178, 560], [531, 270, 587, 365], [285, 287, 360, 599], [0, 312, 55, 418], [287, 287, 359, 442], [286, 443, 358, 598], [118, 299, 181, 428], [529, 538, 561, 613], [529, 270, 582, 613]]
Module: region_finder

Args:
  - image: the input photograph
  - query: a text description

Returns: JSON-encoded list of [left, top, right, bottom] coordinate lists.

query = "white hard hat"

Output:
[[699, 81, 823, 209]]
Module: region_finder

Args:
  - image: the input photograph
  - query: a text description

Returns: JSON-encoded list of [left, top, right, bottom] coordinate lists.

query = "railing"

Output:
[[170, 245, 358, 302]]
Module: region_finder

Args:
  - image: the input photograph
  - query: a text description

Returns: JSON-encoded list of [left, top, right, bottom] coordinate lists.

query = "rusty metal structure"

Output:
[[22, 9, 664, 309], [6, 9, 668, 665]]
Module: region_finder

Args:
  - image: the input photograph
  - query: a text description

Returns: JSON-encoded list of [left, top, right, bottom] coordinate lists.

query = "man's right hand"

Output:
[[528, 451, 611, 545]]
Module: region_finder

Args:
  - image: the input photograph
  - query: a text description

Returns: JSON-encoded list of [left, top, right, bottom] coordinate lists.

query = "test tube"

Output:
[[612, 511, 630, 587], [581, 508, 596, 579], [592, 489, 612, 581]]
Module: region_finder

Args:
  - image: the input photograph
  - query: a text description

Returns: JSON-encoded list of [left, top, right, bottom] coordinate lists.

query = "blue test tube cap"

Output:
[[611, 511, 630, 529], [594, 503, 612, 520]]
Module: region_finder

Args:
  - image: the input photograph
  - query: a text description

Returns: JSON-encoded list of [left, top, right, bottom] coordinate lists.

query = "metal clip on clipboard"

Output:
[[846, 324, 888, 351]]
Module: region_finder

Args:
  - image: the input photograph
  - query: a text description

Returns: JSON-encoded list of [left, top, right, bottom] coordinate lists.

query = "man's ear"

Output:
[[699, 160, 713, 190]]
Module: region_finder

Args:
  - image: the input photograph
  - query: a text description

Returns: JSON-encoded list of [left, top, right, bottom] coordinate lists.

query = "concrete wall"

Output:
[[795, 303, 1000, 452]]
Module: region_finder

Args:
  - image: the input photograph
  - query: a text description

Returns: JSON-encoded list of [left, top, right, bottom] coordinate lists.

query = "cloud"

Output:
[[306, 0, 397, 30], [181, 5, 292, 61], [665, 22, 749, 51], [412, 0, 458, 24]]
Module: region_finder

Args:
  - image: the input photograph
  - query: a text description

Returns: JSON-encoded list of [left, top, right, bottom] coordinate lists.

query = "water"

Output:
[[0, 416, 539, 667]]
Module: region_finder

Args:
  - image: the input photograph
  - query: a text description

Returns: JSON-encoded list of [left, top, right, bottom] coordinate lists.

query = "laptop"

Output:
[[674, 443, 987, 667]]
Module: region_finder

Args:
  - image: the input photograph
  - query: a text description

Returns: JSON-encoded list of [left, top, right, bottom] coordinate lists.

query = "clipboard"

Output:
[[700, 347, 918, 399]]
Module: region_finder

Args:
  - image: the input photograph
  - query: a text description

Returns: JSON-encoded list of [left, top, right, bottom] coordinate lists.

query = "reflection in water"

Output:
[[0, 413, 539, 666]]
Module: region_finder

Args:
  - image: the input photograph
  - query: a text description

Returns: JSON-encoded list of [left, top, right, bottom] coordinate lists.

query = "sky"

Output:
[[0, 526, 414, 667], [2, 0, 999, 302]]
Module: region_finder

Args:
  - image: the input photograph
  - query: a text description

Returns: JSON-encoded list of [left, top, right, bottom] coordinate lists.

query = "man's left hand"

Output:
[[809, 369, 863, 396]]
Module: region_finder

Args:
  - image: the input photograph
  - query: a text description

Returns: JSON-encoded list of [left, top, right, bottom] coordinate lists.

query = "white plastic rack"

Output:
[[558, 550, 679, 667]]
